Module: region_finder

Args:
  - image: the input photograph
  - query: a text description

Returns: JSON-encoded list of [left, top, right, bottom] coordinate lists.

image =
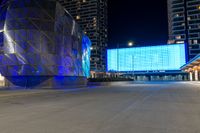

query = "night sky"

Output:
[[108, 0, 169, 48], [0, 0, 169, 48]]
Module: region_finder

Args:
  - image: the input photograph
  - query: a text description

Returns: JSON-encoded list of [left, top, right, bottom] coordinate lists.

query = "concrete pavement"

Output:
[[0, 81, 200, 133]]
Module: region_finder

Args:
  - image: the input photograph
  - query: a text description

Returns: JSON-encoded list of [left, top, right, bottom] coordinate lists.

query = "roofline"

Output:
[[180, 53, 200, 69], [107, 43, 185, 50]]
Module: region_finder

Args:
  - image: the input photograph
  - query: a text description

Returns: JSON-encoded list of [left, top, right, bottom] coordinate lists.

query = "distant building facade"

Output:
[[107, 44, 187, 81], [58, 0, 108, 72], [167, 0, 200, 60], [0, 0, 91, 87]]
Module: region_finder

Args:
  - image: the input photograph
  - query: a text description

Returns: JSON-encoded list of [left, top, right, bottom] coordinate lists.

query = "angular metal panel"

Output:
[[0, 0, 91, 80]]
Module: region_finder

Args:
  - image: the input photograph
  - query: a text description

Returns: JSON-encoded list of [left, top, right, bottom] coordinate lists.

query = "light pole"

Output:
[[116, 41, 135, 79], [128, 41, 135, 80], [117, 43, 119, 72], [132, 55, 134, 80]]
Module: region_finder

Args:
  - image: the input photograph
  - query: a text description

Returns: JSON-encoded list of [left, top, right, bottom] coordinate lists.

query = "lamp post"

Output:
[[128, 41, 135, 80], [116, 41, 135, 78], [117, 43, 119, 72], [132, 55, 135, 80]]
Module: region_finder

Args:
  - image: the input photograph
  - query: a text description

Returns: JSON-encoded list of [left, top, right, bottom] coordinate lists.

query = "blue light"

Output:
[[107, 44, 186, 72], [82, 35, 91, 78]]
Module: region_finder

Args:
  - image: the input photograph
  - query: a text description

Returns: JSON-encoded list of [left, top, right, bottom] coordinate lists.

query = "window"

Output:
[[193, 40, 198, 44], [76, 15, 80, 20], [176, 36, 181, 39]]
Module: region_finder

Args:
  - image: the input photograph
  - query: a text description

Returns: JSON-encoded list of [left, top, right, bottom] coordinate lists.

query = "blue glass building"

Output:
[[107, 44, 186, 72], [0, 0, 91, 87]]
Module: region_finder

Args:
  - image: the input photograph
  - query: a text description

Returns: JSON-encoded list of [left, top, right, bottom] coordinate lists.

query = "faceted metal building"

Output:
[[0, 0, 91, 87]]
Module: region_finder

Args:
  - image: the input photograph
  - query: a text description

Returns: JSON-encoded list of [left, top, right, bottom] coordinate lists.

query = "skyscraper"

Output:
[[58, 0, 108, 72], [167, 0, 200, 60]]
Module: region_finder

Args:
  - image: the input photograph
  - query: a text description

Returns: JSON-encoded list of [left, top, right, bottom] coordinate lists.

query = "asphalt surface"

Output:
[[0, 81, 200, 133]]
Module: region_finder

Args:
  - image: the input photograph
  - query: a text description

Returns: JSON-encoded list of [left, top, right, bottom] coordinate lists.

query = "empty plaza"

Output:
[[0, 82, 200, 133]]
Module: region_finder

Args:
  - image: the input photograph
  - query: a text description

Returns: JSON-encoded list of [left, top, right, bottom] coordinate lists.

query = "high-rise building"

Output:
[[58, 0, 108, 72], [167, 0, 200, 60]]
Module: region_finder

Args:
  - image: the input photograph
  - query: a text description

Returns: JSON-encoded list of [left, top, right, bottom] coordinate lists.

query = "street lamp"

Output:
[[128, 41, 134, 47], [132, 55, 135, 80], [128, 41, 135, 80], [116, 41, 134, 75]]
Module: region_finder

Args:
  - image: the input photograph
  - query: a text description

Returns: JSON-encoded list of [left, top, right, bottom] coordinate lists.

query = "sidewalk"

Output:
[[0, 86, 89, 98]]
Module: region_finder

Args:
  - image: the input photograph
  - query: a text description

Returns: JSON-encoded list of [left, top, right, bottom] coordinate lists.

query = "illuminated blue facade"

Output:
[[107, 44, 186, 72], [0, 0, 91, 87], [82, 35, 91, 78]]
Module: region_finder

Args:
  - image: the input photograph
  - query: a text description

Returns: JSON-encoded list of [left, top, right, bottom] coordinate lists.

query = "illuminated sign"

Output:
[[107, 44, 186, 72]]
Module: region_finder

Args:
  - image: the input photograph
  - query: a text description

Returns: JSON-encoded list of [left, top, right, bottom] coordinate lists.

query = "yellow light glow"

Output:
[[188, 68, 192, 72], [76, 15, 80, 20], [0, 74, 4, 81], [198, 6, 200, 10], [193, 66, 199, 71]]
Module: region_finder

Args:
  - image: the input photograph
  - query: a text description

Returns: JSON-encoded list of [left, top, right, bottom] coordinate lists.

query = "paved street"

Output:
[[1, 81, 200, 133]]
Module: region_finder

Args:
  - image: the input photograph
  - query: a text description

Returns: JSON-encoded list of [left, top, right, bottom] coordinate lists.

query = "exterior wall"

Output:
[[167, 0, 186, 43], [167, 0, 174, 41], [5, 76, 87, 88], [187, 0, 200, 59], [58, 0, 108, 72], [106, 72, 188, 81], [134, 74, 187, 81], [0, 0, 91, 87], [107, 44, 186, 72], [167, 0, 200, 60], [82, 35, 91, 78]]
